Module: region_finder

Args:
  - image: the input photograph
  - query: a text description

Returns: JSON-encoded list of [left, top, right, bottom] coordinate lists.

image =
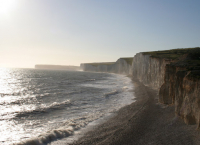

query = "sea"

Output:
[[0, 68, 134, 145]]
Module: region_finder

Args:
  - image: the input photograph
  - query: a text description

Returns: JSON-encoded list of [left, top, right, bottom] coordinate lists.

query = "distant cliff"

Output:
[[35, 65, 80, 70], [81, 48, 200, 128], [80, 57, 133, 75]]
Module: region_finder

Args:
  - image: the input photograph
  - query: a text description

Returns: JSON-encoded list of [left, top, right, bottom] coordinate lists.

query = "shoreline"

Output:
[[70, 77, 200, 145], [50, 73, 135, 145]]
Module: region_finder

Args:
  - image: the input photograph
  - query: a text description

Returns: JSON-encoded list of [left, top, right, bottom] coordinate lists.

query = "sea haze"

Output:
[[0, 68, 134, 145]]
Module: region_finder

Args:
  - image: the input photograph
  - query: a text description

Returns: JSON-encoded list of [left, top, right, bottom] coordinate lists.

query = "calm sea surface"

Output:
[[0, 68, 134, 145]]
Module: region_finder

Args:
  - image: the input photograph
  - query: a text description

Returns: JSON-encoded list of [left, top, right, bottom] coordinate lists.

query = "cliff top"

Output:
[[143, 47, 200, 79], [120, 57, 133, 65], [143, 47, 200, 60], [173, 52, 200, 79]]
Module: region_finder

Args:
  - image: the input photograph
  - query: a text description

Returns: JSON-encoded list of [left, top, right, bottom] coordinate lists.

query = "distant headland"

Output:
[[35, 64, 80, 70]]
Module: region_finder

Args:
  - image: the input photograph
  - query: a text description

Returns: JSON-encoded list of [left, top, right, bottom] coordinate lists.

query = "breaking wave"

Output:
[[103, 90, 119, 98], [17, 112, 105, 145], [15, 100, 71, 118], [17, 127, 74, 145]]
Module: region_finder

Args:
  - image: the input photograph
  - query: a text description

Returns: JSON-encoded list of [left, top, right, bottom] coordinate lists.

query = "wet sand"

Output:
[[71, 78, 200, 145]]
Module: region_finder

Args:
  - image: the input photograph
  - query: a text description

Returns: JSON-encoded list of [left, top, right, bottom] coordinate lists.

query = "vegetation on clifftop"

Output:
[[120, 57, 133, 65], [143, 47, 200, 60], [143, 47, 200, 79]]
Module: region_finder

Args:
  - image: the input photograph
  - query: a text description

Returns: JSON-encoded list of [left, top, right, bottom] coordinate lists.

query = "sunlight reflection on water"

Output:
[[0, 68, 134, 144], [0, 68, 29, 144]]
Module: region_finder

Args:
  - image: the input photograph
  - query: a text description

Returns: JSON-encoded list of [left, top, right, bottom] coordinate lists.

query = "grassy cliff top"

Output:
[[143, 47, 200, 60], [87, 62, 115, 67], [120, 57, 133, 65], [143, 47, 200, 79]]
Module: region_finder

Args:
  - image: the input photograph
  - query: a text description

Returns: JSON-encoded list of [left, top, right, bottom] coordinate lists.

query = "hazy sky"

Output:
[[1, 0, 200, 68]]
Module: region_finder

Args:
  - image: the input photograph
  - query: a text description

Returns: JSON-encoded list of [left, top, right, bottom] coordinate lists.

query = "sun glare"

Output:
[[0, 0, 16, 15]]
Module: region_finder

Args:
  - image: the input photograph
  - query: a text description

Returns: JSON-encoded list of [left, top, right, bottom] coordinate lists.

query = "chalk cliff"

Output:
[[132, 48, 200, 128], [158, 52, 200, 127], [81, 47, 200, 128], [80, 57, 133, 75], [108, 58, 132, 75], [131, 53, 172, 90]]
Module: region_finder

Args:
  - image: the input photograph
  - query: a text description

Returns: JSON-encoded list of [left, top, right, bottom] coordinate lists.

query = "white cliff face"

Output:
[[107, 58, 132, 75], [132, 53, 200, 128], [97, 65, 109, 72], [80, 58, 132, 75], [80, 64, 97, 72], [81, 52, 200, 128], [132, 53, 171, 90], [80, 63, 107, 72]]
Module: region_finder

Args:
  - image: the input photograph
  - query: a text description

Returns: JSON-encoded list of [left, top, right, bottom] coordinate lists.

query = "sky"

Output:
[[0, 0, 200, 68]]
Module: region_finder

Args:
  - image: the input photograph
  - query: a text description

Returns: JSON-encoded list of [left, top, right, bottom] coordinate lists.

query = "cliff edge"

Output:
[[132, 48, 200, 128], [81, 47, 200, 128]]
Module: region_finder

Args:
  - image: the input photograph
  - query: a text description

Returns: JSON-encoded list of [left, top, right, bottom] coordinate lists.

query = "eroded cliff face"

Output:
[[80, 58, 132, 75], [158, 53, 200, 127], [132, 51, 200, 128], [108, 58, 132, 75], [159, 67, 200, 126], [175, 72, 200, 126], [132, 53, 171, 90]]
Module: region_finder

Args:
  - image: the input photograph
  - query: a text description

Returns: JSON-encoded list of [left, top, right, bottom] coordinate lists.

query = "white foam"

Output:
[[18, 127, 74, 145], [17, 111, 105, 145]]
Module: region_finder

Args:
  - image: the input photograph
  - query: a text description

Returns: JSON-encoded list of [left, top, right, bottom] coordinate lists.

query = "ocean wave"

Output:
[[82, 79, 96, 83], [103, 90, 119, 98], [17, 112, 105, 145], [17, 126, 74, 145], [1, 71, 135, 145], [0, 93, 38, 106], [0, 93, 9, 97], [123, 86, 128, 89], [15, 100, 71, 118], [86, 79, 95, 81], [65, 91, 83, 95]]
